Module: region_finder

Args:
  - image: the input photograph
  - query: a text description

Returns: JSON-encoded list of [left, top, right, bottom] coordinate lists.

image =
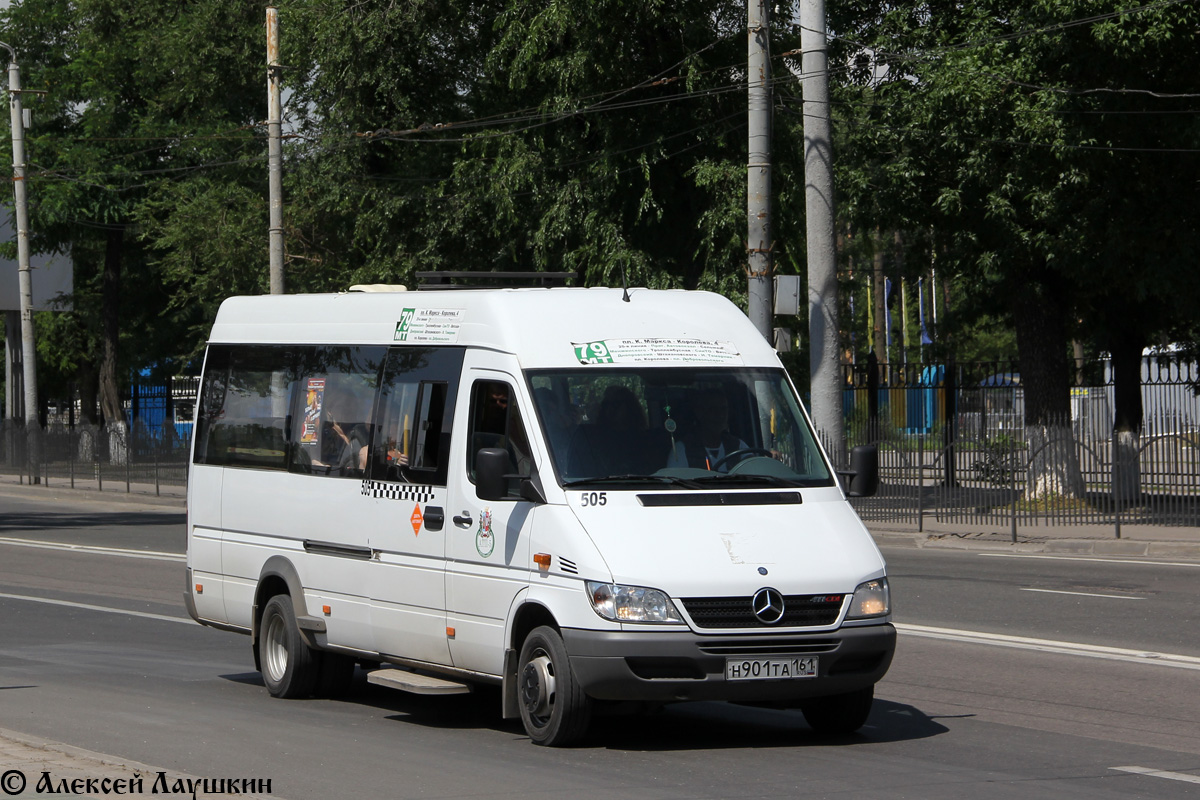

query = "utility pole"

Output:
[[801, 0, 843, 456], [746, 0, 773, 341], [2, 42, 39, 476], [266, 7, 284, 295]]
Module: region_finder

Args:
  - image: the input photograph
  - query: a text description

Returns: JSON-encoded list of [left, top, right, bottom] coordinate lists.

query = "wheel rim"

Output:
[[520, 651, 556, 726], [262, 611, 289, 683]]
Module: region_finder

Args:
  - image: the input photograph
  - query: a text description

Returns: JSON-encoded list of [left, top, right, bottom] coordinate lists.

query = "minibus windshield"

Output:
[[528, 367, 834, 488]]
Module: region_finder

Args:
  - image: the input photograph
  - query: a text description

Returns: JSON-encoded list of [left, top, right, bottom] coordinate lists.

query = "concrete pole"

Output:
[[3, 46, 39, 471], [800, 0, 843, 457], [267, 7, 284, 295], [746, 0, 773, 341]]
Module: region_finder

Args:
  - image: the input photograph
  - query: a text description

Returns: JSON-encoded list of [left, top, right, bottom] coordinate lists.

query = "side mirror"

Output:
[[475, 448, 510, 501], [839, 444, 879, 497]]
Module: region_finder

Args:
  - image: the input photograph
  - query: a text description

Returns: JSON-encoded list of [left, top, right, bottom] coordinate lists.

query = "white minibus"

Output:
[[185, 284, 893, 745]]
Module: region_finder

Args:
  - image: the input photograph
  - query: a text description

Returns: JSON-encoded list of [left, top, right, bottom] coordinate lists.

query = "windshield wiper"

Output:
[[562, 475, 704, 489]]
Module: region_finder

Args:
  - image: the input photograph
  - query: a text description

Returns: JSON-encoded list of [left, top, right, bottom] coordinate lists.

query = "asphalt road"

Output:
[[2, 487, 1199, 799]]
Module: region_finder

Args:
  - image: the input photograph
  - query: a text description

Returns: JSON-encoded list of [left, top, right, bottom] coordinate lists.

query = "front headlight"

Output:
[[586, 581, 684, 624], [846, 578, 890, 619]]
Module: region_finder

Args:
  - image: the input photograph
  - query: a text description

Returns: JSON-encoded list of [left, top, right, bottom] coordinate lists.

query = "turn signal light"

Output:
[[534, 553, 552, 569], [322, 605, 331, 616], [194, 584, 203, 594]]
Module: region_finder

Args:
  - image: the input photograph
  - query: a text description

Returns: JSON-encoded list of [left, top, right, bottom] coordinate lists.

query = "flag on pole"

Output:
[[919, 277, 933, 345], [884, 278, 893, 347]]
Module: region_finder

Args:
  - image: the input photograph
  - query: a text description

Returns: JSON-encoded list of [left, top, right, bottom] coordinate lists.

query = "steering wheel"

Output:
[[710, 447, 773, 472]]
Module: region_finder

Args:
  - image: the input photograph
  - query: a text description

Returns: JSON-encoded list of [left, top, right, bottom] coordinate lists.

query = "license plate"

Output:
[[725, 656, 818, 681]]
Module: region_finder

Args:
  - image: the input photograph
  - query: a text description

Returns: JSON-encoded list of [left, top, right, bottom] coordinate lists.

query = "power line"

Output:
[[780, 105, 1200, 154], [825, 0, 1196, 57]]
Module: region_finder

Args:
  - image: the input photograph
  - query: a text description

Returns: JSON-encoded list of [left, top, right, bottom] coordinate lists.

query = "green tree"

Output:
[[2, 0, 266, 426], [280, 0, 810, 299], [832, 0, 1200, 497]]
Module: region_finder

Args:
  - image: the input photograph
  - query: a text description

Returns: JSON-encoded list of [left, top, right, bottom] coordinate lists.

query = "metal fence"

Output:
[[0, 418, 190, 495], [4, 357, 1198, 530], [843, 356, 1200, 534]]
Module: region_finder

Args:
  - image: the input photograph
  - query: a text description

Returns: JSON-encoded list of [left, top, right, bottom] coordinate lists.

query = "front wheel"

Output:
[[801, 685, 874, 734], [518, 626, 592, 746], [259, 594, 319, 698]]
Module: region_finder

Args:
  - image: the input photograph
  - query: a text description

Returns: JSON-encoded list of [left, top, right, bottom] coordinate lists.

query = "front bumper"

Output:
[[562, 623, 895, 703]]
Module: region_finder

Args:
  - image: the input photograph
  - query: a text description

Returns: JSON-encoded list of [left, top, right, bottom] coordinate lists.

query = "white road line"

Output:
[[1111, 766, 1200, 784], [0, 591, 192, 625], [979, 552, 1200, 568], [896, 623, 1200, 671], [0, 536, 184, 562], [1020, 587, 1145, 600]]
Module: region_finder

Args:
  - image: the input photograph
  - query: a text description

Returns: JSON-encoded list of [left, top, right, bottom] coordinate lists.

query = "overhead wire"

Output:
[[21, 0, 1200, 187], [778, 103, 1200, 154]]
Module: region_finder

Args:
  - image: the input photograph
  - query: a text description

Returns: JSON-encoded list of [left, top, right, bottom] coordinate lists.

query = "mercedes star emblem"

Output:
[[752, 587, 785, 624]]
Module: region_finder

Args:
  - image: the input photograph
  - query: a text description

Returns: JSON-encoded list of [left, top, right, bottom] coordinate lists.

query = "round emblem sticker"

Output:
[[475, 508, 495, 558]]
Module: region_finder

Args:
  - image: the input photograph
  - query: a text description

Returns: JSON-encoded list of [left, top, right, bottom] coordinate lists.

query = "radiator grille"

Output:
[[681, 594, 844, 629]]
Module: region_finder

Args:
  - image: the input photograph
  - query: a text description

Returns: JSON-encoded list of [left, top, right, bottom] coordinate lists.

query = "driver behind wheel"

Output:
[[666, 388, 748, 472]]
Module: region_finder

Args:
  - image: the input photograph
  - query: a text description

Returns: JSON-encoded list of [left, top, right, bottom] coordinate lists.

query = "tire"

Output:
[[258, 594, 319, 699], [517, 626, 592, 746], [315, 652, 356, 698], [801, 685, 874, 735]]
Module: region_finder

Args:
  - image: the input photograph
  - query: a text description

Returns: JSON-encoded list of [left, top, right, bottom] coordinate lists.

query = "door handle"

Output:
[[453, 511, 473, 527]]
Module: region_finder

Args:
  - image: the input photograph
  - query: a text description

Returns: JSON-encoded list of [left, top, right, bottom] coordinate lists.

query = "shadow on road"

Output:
[[0, 511, 186, 533], [220, 669, 951, 749]]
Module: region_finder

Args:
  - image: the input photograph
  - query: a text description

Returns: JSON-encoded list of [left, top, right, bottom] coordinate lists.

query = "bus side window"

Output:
[[287, 345, 386, 479], [196, 345, 294, 471], [369, 345, 462, 486]]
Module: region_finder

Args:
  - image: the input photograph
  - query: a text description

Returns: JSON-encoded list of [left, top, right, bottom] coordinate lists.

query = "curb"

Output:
[[870, 530, 1200, 562]]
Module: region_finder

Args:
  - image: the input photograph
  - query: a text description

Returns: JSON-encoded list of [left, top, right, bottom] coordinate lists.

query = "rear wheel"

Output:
[[259, 594, 319, 698], [518, 626, 591, 746], [801, 685, 874, 734]]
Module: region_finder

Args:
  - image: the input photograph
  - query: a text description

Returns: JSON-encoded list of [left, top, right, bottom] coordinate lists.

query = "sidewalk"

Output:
[[3, 469, 1199, 561], [0, 728, 275, 799], [0, 470, 186, 508]]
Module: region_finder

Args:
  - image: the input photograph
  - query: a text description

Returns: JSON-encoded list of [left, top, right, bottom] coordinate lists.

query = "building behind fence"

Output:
[[3, 358, 1198, 530], [842, 355, 1200, 533]]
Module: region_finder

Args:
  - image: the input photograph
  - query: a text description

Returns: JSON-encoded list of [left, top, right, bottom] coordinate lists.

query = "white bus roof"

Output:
[[207, 287, 782, 369]]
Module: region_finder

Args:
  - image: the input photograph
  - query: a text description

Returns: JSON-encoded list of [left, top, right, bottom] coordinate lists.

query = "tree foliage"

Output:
[[2, 0, 1197, 448], [278, 0, 793, 299], [3, 0, 266, 418], [831, 0, 1200, 430]]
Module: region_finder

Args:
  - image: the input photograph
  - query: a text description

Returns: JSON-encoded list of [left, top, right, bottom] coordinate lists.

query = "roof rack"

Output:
[[415, 271, 576, 290]]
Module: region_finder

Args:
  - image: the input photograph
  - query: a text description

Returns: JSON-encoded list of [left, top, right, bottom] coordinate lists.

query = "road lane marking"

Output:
[[0, 591, 192, 625], [896, 623, 1200, 671], [1020, 587, 1145, 600], [979, 553, 1200, 568], [0, 536, 184, 562], [1111, 766, 1200, 784]]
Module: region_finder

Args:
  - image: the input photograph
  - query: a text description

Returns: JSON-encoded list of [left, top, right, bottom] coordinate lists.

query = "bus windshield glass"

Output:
[[527, 367, 834, 488]]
